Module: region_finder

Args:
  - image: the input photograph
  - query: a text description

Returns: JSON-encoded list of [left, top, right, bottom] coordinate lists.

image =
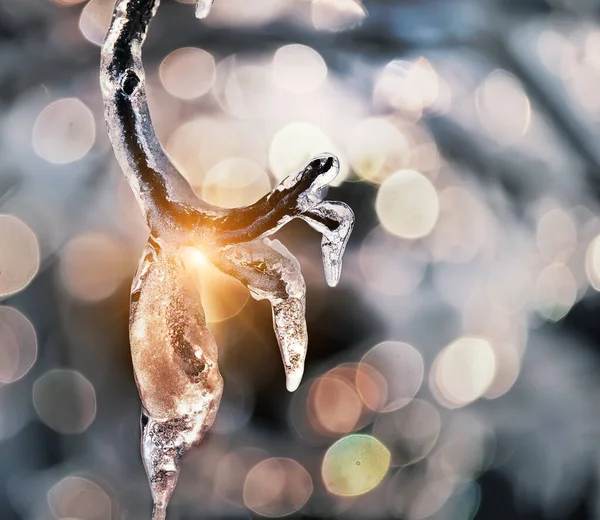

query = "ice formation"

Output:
[[100, 0, 355, 518], [195, 0, 214, 19]]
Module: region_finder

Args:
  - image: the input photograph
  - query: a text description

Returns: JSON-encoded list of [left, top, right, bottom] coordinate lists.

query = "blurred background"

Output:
[[2, 0, 600, 518]]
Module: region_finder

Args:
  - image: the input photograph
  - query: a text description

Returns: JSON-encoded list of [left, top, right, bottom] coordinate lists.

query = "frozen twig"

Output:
[[100, 0, 354, 518]]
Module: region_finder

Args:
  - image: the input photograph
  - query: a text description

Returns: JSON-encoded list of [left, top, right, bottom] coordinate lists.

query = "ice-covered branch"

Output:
[[101, 0, 353, 249], [100, 0, 208, 236], [100, 1, 354, 518]]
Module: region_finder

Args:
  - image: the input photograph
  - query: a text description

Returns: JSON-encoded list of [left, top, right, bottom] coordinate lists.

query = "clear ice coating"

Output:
[[205, 238, 308, 392], [100, 0, 356, 518], [130, 240, 223, 520], [303, 201, 355, 287]]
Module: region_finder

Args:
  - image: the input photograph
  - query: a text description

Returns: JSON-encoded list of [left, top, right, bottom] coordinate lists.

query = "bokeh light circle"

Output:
[[357, 341, 424, 412], [79, 0, 114, 46], [484, 341, 521, 399], [205, 0, 288, 28], [243, 458, 313, 517], [585, 234, 600, 291], [33, 369, 97, 434], [372, 399, 441, 467], [202, 157, 271, 208], [0, 215, 39, 299], [347, 117, 410, 183], [374, 58, 440, 116], [534, 263, 577, 321], [322, 434, 391, 497], [269, 122, 348, 186], [376, 170, 439, 239], [159, 47, 216, 100], [167, 117, 267, 187], [308, 367, 365, 436], [536, 208, 577, 263], [0, 306, 37, 384], [32, 98, 96, 164], [272, 44, 327, 94], [213, 447, 268, 506], [476, 70, 531, 145], [47, 475, 112, 520], [430, 337, 496, 408], [60, 233, 129, 302], [429, 187, 490, 263]]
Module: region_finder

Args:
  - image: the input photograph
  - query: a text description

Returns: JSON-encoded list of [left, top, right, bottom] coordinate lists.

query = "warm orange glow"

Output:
[[202, 157, 271, 208], [311, 373, 362, 435], [183, 248, 249, 323], [306, 364, 376, 437]]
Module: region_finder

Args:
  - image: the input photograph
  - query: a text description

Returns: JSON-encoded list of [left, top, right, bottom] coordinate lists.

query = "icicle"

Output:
[[195, 0, 214, 18], [273, 298, 307, 391], [266, 239, 307, 392], [206, 238, 308, 391], [302, 201, 354, 287]]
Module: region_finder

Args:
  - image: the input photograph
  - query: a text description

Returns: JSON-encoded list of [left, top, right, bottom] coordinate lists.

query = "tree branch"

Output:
[[101, 0, 353, 246]]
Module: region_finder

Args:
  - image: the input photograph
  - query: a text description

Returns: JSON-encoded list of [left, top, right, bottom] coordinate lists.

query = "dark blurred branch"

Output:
[[3, 0, 463, 104], [426, 114, 541, 214], [486, 33, 600, 193]]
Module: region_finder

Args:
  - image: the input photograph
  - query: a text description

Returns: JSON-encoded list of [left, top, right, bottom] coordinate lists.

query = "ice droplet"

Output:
[[195, 0, 214, 18]]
